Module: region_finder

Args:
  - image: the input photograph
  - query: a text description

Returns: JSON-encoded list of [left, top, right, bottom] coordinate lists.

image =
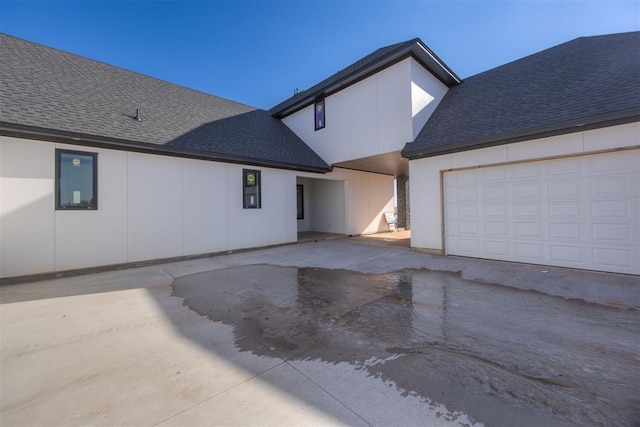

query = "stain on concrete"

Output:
[[172, 264, 640, 426]]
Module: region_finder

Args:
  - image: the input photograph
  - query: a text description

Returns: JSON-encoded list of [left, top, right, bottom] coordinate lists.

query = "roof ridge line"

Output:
[[0, 32, 262, 112]]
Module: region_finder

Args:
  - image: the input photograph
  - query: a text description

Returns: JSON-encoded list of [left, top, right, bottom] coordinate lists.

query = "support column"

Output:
[[396, 176, 410, 230]]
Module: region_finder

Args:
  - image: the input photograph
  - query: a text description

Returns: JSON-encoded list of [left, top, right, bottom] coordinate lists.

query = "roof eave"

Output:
[[0, 122, 333, 174], [402, 109, 640, 160], [272, 40, 461, 119], [412, 40, 461, 87]]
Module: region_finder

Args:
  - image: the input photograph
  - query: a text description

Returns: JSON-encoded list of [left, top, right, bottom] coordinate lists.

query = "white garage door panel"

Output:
[[444, 150, 640, 274]]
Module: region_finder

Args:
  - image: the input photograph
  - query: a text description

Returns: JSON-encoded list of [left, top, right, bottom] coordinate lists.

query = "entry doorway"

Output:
[[296, 177, 346, 236]]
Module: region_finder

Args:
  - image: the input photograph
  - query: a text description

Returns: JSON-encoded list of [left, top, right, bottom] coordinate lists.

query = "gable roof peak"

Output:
[[403, 30, 640, 160], [270, 37, 460, 118]]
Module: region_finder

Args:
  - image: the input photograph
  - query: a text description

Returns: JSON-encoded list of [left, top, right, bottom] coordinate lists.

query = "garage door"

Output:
[[444, 150, 639, 274]]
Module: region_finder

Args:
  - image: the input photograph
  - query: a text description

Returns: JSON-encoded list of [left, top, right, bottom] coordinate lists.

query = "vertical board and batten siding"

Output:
[[0, 136, 395, 278], [0, 138, 56, 276], [295, 168, 395, 236], [279, 57, 439, 239], [282, 58, 410, 165], [55, 148, 129, 271], [409, 121, 640, 275], [127, 152, 184, 262], [282, 58, 448, 166], [308, 179, 346, 234], [0, 136, 297, 278]]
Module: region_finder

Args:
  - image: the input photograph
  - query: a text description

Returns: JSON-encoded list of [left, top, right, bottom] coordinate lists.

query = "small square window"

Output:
[[243, 169, 261, 209], [55, 149, 98, 210], [314, 99, 325, 131]]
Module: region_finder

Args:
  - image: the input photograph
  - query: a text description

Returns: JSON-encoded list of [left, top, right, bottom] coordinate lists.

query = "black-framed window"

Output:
[[243, 169, 261, 209], [296, 184, 304, 219], [314, 99, 325, 130], [55, 149, 98, 210]]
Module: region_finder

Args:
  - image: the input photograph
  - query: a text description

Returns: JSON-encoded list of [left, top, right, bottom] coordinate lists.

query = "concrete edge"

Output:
[[0, 241, 301, 286], [412, 247, 445, 256]]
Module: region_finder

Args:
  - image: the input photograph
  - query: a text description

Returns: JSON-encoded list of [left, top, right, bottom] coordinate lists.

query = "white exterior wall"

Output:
[[55, 145, 129, 271], [0, 139, 55, 276], [282, 58, 448, 165], [127, 152, 184, 262], [309, 179, 346, 234], [0, 136, 297, 278], [297, 168, 395, 236], [409, 122, 640, 253], [0, 136, 392, 278], [182, 158, 228, 255], [411, 60, 449, 139], [256, 169, 297, 246]]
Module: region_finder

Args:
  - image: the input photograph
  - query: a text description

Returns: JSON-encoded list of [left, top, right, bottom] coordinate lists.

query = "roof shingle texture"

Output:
[[270, 39, 417, 116], [0, 34, 330, 171], [403, 31, 640, 158]]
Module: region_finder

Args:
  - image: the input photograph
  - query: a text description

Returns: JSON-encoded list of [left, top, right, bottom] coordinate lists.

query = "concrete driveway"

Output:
[[1, 238, 639, 426]]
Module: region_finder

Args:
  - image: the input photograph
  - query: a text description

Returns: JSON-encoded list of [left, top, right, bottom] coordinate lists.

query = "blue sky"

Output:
[[1, 1, 638, 110]]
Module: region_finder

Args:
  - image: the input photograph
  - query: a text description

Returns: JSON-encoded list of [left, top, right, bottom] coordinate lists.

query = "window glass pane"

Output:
[[57, 151, 97, 209], [243, 169, 261, 209], [297, 185, 304, 219], [315, 100, 325, 130]]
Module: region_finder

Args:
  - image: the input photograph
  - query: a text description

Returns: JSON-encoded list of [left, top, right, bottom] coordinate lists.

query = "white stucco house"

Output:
[[1, 31, 638, 280]]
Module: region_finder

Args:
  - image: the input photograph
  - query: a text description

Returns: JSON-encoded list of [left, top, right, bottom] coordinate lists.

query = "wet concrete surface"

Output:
[[173, 264, 640, 426], [3, 239, 640, 426]]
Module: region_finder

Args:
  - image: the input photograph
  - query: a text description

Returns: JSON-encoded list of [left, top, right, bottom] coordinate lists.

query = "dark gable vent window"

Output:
[[55, 149, 98, 210], [314, 99, 325, 131], [243, 169, 261, 209]]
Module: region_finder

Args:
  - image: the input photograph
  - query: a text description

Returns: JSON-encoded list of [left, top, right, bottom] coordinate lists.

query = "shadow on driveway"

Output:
[[2, 239, 639, 426]]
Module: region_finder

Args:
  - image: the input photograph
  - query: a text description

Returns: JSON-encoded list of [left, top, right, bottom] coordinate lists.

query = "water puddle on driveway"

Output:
[[172, 264, 640, 426]]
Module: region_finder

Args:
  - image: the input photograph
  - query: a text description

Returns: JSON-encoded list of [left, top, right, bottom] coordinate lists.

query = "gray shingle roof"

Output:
[[270, 38, 460, 118], [403, 31, 640, 159], [0, 33, 331, 172]]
